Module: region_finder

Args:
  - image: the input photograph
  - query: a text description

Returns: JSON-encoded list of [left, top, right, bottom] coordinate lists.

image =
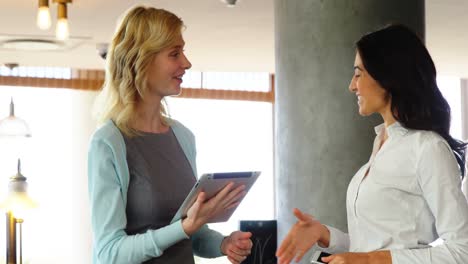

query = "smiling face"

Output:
[[349, 52, 391, 116], [146, 33, 192, 99]]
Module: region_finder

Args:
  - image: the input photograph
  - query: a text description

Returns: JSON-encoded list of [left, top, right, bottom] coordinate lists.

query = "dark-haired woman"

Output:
[[276, 24, 468, 264]]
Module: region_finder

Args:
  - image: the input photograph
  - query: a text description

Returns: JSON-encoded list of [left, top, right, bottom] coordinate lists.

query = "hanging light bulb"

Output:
[[0, 159, 37, 264], [56, 18, 69, 40], [0, 159, 38, 218], [55, 2, 69, 40], [36, 0, 51, 30]]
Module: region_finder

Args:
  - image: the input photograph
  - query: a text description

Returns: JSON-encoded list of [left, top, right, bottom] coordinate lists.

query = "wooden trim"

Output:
[[270, 73, 275, 103], [0, 71, 275, 103], [0, 76, 103, 91], [178, 88, 273, 102]]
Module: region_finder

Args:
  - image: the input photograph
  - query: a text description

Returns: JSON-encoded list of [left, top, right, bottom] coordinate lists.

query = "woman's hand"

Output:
[[322, 253, 369, 264], [322, 251, 391, 264], [221, 231, 253, 264], [182, 182, 246, 235], [276, 208, 330, 264]]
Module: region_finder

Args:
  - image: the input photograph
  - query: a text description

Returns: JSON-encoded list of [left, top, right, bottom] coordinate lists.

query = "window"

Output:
[[437, 76, 462, 139], [167, 99, 274, 263]]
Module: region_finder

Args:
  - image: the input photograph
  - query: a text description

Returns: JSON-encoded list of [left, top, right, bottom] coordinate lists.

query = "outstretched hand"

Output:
[[321, 252, 369, 264], [221, 231, 253, 264], [182, 182, 246, 235], [321, 251, 391, 264], [276, 208, 328, 264]]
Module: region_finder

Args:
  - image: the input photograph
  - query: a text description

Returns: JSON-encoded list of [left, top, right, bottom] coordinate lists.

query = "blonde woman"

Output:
[[88, 6, 252, 264]]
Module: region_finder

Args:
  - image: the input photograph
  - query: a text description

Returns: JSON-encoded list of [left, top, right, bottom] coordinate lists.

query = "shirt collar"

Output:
[[374, 121, 408, 137]]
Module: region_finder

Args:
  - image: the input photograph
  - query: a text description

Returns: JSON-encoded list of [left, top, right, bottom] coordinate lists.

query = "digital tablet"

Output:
[[171, 171, 261, 224], [310, 251, 331, 264]]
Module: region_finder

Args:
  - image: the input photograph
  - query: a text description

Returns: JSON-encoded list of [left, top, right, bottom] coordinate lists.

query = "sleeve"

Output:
[[88, 138, 189, 264], [462, 176, 468, 201], [316, 225, 350, 254], [191, 224, 225, 258], [390, 138, 468, 264]]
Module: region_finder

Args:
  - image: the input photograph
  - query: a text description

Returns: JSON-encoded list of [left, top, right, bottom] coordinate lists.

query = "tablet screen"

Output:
[[212, 172, 257, 179]]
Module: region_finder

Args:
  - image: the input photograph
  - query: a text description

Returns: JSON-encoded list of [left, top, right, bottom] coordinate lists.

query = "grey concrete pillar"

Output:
[[461, 79, 468, 140], [274, 0, 424, 260], [460, 79, 468, 200]]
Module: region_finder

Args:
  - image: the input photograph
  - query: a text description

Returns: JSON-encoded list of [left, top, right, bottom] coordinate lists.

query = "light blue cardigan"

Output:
[[88, 119, 224, 264]]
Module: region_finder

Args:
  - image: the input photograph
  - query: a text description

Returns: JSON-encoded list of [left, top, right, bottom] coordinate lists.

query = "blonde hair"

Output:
[[93, 5, 183, 136]]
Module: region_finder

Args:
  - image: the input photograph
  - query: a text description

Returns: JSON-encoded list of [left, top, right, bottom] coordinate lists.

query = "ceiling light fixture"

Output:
[[221, 0, 238, 7], [36, 0, 51, 30], [53, 0, 72, 41], [1, 39, 63, 51], [0, 98, 32, 138]]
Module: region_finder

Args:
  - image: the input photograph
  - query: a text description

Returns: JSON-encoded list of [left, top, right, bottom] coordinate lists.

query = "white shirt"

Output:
[[321, 122, 468, 263]]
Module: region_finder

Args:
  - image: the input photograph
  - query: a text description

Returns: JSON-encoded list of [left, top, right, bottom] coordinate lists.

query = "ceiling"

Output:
[[0, 0, 467, 77]]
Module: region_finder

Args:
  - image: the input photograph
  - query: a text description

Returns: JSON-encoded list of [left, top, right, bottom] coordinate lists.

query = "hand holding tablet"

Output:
[[172, 171, 261, 227], [181, 182, 245, 235]]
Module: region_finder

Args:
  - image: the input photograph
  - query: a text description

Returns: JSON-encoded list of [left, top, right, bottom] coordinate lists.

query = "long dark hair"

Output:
[[356, 24, 467, 178]]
